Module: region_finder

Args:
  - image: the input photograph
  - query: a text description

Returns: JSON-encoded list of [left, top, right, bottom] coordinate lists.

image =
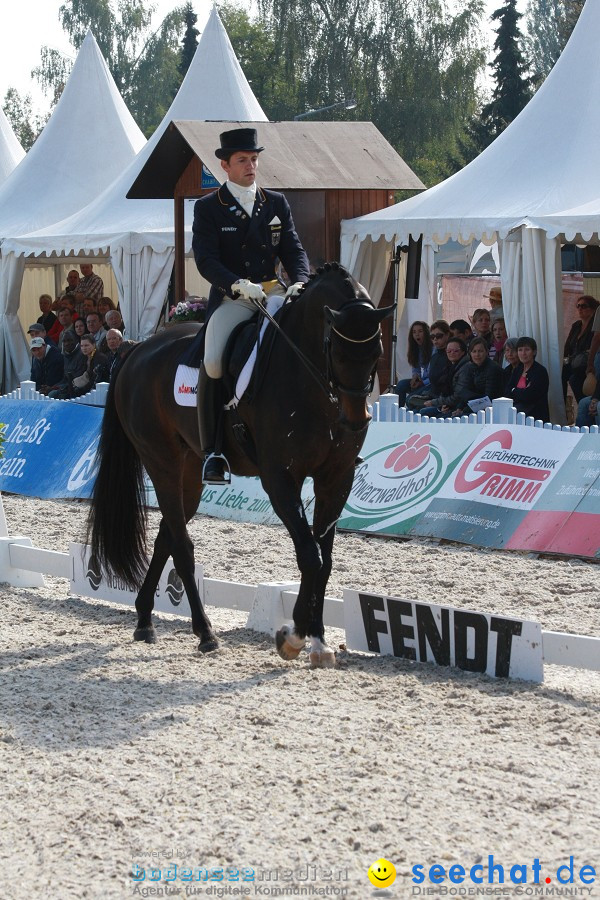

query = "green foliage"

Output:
[[32, 0, 186, 136], [222, 0, 486, 186], [524, 0, 584, 87], [1, 88, 48, 151], [465, 0, 532, 159], [178, 2, 199, 80]]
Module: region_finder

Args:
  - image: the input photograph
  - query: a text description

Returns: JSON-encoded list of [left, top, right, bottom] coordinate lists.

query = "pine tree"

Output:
[[178, 2, 199, 80]]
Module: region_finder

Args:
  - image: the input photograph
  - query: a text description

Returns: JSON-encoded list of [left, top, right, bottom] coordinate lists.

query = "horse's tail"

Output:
[[86, 366, 148, 589]]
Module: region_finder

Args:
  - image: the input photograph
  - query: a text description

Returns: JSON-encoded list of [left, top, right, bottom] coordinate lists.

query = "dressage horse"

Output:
[[88, 263, 393, 666]]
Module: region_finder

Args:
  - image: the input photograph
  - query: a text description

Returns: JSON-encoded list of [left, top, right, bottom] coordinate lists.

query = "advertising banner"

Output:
[[0, 400, 102, 499], [338, 422, 483, 534], [343, 589, 544, 682]]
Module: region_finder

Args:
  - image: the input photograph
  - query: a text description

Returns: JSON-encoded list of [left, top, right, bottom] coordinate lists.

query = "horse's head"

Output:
[[304, 264, 394, 430]]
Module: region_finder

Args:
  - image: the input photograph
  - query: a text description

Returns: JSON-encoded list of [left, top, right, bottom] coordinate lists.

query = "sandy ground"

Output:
[[0, 494, 599, 900]]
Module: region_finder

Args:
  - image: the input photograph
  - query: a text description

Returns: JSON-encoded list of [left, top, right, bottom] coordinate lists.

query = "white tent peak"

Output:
[[174, 5, 267, 122], [0, 30, 146, 238], [342, 0, 600, 247], [0, 107, 25, 187]]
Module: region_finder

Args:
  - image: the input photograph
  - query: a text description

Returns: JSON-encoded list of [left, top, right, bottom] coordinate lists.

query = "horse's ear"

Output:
[[374, 304, 395, 322], [324, 305, 341, 325]]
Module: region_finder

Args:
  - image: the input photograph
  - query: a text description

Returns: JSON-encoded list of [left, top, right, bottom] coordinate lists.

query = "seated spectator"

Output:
[[394, 321, 433, 405], [97, 296, 117, 323], [562, 295, 599, 404], [485, 286, 504, 323], [104, 308, 125, 335], [71, 334, 111, 397], [469, 308, 492, 347], [501, 338, 520, 391], [450, 319, 473, 344], [507, 336, 550, 421], [37, 294, 59, 337], [27, 322, 57, 348], [48, 332, 87, 399], [463, 337, 503, 413], [489, 318, 508, 365], [104, 328, 124, 377], [584, 302, 600, 390], [86, 311, 107, 347], [73, 317, 87, 342], [56, 306, 77, 349], [419, 337, 477, 417], [29, 336, 64, 394], [405, 320, 451, 409]]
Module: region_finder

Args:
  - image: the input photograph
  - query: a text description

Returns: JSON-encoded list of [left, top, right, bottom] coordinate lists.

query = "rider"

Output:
[[192, 128, 310, 484]]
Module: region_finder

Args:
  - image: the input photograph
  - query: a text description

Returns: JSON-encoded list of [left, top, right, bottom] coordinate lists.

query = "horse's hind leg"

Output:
[[133, 519, 171, 643]]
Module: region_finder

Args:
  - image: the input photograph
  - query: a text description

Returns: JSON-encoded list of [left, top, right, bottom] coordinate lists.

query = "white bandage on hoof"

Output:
[[309, 637, 336, 668]]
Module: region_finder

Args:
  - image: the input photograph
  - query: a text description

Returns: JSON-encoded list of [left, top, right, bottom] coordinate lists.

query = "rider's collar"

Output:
[[226, 180, 257, 203]]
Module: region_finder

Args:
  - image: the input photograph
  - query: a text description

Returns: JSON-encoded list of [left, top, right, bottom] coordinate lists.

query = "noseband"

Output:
[[324, 300, 382, 399]]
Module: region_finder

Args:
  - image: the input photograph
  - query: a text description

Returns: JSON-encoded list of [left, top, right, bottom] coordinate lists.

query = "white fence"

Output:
[[1, 379, 109, 407], [372, 393, 599, 434]]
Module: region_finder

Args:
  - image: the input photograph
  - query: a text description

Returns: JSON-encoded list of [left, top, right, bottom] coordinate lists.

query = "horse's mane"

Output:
[[306, 261, 357, 303]]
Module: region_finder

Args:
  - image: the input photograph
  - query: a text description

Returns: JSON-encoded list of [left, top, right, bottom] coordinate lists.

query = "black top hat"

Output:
[[215, 128, 264, 159]]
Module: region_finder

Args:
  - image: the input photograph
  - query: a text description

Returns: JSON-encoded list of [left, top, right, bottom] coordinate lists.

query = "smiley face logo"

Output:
[[368, 858, 396, 888]]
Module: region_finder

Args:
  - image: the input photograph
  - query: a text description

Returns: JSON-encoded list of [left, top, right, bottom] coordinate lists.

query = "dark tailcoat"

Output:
[[192, 184, 310, 320]]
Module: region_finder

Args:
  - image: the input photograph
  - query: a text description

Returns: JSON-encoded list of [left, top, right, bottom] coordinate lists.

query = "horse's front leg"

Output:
[[306, 466, 357, 667], [261, 470, 323, 662]]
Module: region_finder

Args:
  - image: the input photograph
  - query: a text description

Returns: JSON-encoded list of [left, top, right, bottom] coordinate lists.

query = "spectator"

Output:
[[420, 337, 476, 417], [74, 263, 104, 307], [575, 382, 599, 429], [470, 308, 492, 347], [485, 286, 504, 323], [104, 308, 125, 334], [37, 294, 58, 336], [562, 295, 599, 404], [27, 322, 57, 348], [489, 318, 508, 365], [501, 338, 519, 392], [507, 336, 550, 422], [29, 336, 64, 394], [465, 337, 503, 413], [449, 319, 473, 344], [406, 320, 452, 409], [584, 301, 600, 391], [56, 306, 76, 350], [48, 332, 87, 399], [59, 269, 81, 300], [71, 334, 111, 397], [105, 328, 124, 378], [97, 297, 117, 323], [86, 311, 107, 347], [394, 321, 433, 405], [74, 318, 87, 341]]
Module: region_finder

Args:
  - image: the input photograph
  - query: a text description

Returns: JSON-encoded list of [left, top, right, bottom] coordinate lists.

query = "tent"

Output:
[[340, 0, 600, 423], [1, 6, 268, 390], [0, 31, 146, 390], [0, 108, 25, 187]]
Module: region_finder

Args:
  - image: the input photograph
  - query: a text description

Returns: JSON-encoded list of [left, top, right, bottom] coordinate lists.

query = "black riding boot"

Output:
[[197, 364, 230, 484]]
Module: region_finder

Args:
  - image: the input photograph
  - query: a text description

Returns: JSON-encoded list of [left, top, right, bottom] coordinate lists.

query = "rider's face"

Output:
[[221, 151, 259, 187]]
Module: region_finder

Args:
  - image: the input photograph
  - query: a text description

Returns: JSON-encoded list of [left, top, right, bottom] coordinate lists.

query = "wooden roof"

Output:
[[127, 120, 425, 198]]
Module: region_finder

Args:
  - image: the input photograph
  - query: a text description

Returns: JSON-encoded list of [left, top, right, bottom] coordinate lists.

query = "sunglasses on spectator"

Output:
[[576, 303, 592, 309], [430, 332, 445, 339]]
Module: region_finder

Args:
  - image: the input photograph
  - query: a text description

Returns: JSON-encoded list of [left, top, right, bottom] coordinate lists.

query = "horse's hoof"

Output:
[[198, 636, 219, 654], [134, 626, 157, 644], [309, 639, 336, 668], [275, 625, 305, 661]]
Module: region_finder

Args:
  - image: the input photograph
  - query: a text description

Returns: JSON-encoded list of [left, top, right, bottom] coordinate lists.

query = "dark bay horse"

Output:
[[88, 263, 393, 666]]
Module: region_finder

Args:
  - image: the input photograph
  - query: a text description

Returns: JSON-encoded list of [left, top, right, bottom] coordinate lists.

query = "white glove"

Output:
[[231, 279, 266, 303], [285, 282, 305, 300]]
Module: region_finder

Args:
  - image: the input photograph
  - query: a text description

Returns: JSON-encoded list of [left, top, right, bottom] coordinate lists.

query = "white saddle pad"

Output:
[[230, 295, 285, 407], [174, 365, 200, 407]]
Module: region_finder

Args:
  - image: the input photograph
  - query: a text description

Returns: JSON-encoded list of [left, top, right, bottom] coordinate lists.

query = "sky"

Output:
[[0, 0, 527, 121]]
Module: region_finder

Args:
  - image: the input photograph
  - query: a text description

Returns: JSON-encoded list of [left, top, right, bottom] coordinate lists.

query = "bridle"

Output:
[[323, 300, 383, 399]]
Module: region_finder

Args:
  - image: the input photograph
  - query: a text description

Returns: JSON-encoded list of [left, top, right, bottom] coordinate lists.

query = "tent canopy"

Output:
[[0, 31, 145, 240], [0, 108, 25, 187]]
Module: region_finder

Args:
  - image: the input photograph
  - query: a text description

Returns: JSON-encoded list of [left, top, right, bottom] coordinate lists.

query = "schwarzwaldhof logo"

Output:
[[86, 554, 102, 591], [165, 569, 184, 606]]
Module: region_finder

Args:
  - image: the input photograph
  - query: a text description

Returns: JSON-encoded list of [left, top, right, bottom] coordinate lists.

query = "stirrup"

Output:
[[202, 452, 231, 485]]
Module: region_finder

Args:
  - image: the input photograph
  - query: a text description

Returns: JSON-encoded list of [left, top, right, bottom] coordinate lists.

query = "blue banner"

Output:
[[0, 400, 103, 499]]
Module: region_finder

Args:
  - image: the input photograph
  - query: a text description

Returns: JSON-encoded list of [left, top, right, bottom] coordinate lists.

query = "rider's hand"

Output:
[[231, 279, 266, 303], [285, 282, 305, 300]]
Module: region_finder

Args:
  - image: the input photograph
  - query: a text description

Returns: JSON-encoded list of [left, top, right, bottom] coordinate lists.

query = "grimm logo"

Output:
[[178, 385, 197, 394], [86, 554, 102, 591], [165, 569, 184, 607], [454, 430, 551, 504]]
